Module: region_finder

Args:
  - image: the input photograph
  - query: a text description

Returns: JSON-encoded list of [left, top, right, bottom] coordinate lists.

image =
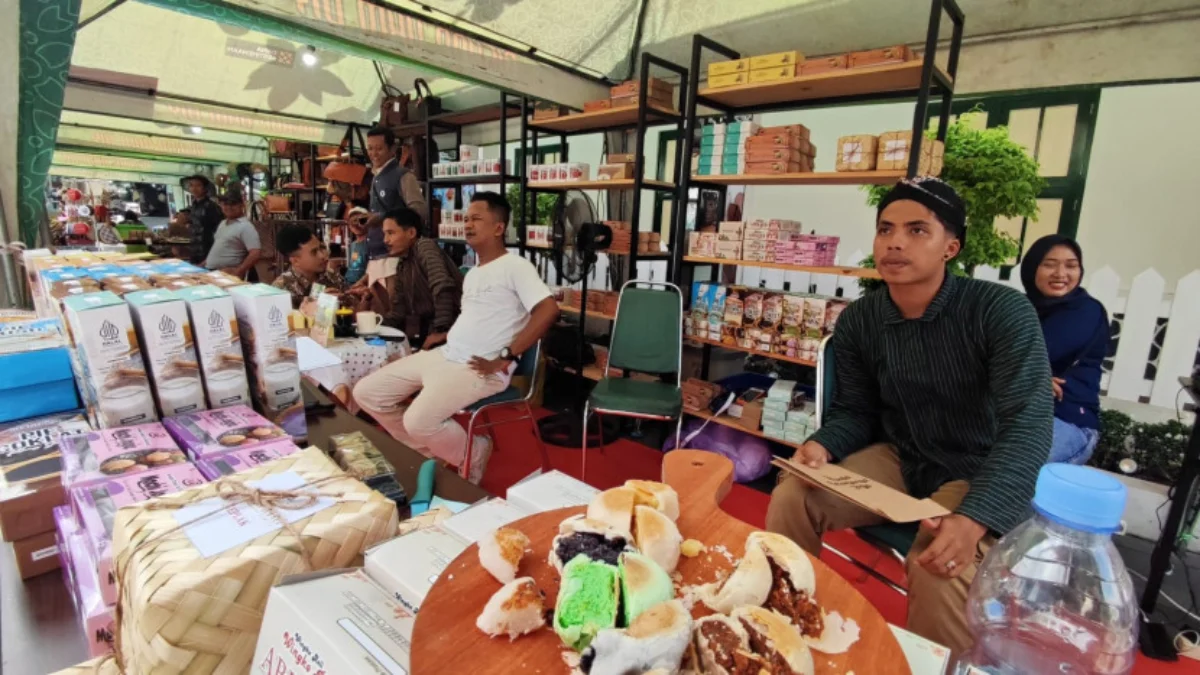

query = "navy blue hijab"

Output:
[[1020, 234, 1089, 318]]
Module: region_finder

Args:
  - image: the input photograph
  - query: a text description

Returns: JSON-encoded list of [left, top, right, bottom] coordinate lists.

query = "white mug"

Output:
[[356, 311, 383, 335]]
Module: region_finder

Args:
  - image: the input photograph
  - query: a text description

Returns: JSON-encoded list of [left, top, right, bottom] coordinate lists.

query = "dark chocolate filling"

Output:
[[700, 622, 762, 675], [765, 557, 825, 638], [555, 531, 629, 567], [740, 618, 794, 675]]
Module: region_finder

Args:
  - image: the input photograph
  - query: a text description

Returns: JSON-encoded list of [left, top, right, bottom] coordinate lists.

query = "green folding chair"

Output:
[[815, 334, 917, 595], [460, 340, 551, 480], [581, 280, 683, 482]]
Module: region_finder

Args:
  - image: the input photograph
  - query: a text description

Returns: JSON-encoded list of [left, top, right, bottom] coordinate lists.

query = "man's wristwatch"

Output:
[[499, 347, 518, 362]]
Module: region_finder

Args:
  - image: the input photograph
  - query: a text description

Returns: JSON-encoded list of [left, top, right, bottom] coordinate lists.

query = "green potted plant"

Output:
[[506, 184, 559, 227], [859, 112, 1047, 290]]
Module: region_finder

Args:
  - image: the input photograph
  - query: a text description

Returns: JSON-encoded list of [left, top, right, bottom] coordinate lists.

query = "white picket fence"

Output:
[[734, 249, 1200, 410]]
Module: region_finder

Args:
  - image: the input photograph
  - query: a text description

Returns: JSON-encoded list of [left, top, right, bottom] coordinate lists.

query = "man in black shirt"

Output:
[[182, 175, 223, 265]]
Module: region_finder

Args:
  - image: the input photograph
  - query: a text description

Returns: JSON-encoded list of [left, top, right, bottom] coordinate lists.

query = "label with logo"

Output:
[[63, 292, 156, 429], [176, 287, 251, 409], [127, 293, 206, 417]]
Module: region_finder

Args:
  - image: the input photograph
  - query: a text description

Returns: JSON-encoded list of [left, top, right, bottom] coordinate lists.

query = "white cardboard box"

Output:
[[440, 498, 529, 544], [889, 624, 950, 674], [505, 470, 598, 513], [253, 569, 415, 675], [365, 525, 469, 613], [230, 284, 306, 440], [125, 290, 208, 417], [175, 285, 252, 409]]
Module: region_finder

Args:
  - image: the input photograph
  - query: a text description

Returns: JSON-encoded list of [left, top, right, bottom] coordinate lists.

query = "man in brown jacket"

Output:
[[368, 207, 462, 349]]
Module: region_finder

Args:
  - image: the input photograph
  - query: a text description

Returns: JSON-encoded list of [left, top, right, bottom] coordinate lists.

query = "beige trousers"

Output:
[[765, 443, 993, 656], [352, 348, 507, 466]]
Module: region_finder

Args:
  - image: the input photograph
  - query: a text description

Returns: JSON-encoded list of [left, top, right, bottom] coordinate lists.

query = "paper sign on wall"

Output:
[[174, 471, 337, 557], [771, 458, 951, 523]]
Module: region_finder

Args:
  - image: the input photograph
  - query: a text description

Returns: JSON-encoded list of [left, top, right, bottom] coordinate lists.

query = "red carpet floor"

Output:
[[471, 406, 1199, 674]]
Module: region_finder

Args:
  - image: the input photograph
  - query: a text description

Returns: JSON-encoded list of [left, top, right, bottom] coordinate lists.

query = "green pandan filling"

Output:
[[619, 552, 674, 626], [554, 554, 619, 651]]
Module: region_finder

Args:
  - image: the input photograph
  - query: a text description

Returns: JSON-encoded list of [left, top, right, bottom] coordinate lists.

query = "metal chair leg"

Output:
[[525, 401, 551, 472], [581, 401, 591, 483], [674, 415, 683, 453]]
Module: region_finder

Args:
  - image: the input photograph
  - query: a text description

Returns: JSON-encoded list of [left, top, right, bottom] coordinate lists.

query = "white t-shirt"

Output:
[[443, 253, 552, 367]]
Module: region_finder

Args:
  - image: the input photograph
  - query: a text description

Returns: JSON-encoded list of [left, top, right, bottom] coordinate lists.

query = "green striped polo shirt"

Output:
[[811, 273, 1054, 535]]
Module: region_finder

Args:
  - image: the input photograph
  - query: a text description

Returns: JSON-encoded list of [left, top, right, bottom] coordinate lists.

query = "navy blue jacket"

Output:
[[1040, 295, 1108, 429]]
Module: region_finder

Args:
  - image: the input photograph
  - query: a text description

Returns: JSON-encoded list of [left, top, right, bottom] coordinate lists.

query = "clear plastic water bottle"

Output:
[[954, 464, 1139, 675]]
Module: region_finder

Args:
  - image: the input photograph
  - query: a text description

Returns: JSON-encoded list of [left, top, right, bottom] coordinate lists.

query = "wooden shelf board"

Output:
[[433, 103, 522, 127], [699, 61, 950, 110], [526, 242, 669, 258], [686, 335, 816, 367], [530, 102, 679, 133], [528, 178, 674, 191], [688, 408, 801, 449], [560, 306, 615, 321], [683, 256, 881, 279], [691, 171, 906, 186]]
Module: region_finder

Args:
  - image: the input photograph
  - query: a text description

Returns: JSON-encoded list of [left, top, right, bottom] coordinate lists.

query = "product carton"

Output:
[[836, 134, 879, 172], [230, 284, 307, 441], [708, 58, 750, 78], [0, 317, 79, 424], [708, 72, 749, 89], [441, 498, 529, 544], [193, 440, 301, 479], [175, 285, 253, 409], [848, 44, 913, 68], [59, 422, 188, 489], [162, 404, 291, 459], [253, 569, 417, 675], [717, 221, 745, 242], [0, 412, 92, 542], [61, 291, 158, 429], [800, 54, 849, 75], [506, 469, 599, 513], [64, 522, 115, 657], [749, 65, 796, 83], [73, 462, 208, 605], [11, 529, 59, 579], [365, 525, 470, 612], [125, 290, 207, 417]]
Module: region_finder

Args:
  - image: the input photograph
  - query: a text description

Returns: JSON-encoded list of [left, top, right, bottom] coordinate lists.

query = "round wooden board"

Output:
[[411, 450, 911, 675]]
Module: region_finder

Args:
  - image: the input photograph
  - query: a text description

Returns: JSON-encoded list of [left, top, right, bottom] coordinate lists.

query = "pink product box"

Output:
[[162, 404, 290, 459], [54, 505, 79, 587], [193, 440, 300, 479], [59, 422, 188, 490], [66, 527, 115, 657], [73, 463, 207, 605]]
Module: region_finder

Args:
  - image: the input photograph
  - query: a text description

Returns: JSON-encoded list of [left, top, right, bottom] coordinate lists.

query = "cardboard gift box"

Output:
[[533, 102, 568, 120], [749, 65, 796, 83], [505, 470, 598, 513], [849, 44, 914, 69], [876, 130, 946, 173], [717, 221, 745, 242], [0, 317, 79, 424], [750, 50, 803, 69], [59, 422, 188, 490], [174, 286, 252, 410], [230, 285, 307, 442], [597, 162, 635, 180], [254, 569, 417, 675], [836, 134, 879, 171], [799, 54, 849, 75], [365, 525, 469, 612], [708, 58, 750, 78], [0, 412, 91, 542], [708, 72, 749, 89], [59, 510, 115, 658], [11, 529, 59, 579], [584, 98, 613, 112], [111, 447, 399, 674], [610, 77, 674, 101], [193, 440, 300, 479], [745, 133, 807, 151], [746, 159, 810, 175], [163, 404, 291, 459]]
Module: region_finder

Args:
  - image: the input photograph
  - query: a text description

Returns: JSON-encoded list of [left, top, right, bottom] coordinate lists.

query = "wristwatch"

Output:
[[499, 347, 518, 362]]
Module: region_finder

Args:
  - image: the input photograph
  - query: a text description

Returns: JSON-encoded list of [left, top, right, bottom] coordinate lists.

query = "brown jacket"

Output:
[[367, 238, 462, 344]]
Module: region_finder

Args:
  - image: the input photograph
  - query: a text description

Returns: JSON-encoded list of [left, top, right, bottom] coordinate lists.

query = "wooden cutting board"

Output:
[[411, 450, 911, 674]]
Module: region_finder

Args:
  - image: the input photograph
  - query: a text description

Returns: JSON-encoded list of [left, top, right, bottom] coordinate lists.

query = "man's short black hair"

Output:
[[382, 207, 423, 234], [367, 126, 396, 147], [123, 210, 140, 222], [277, 225, 317, 258], [470, 191, 511, 227]]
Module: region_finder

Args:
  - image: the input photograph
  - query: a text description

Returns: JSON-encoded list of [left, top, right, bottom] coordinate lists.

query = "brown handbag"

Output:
[[380, 84, 410, 128], [265, 194, 291, 213], [413, 78, 443, 122]]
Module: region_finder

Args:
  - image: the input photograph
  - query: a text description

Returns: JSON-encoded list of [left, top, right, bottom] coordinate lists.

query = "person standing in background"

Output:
[[1021, 234, 1110, 465], [363, 127, 427, 286], [204, 189, 261, 280], [182, 175, 223, 265]]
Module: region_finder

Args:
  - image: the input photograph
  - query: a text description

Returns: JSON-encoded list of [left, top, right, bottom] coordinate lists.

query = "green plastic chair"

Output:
[[581, 280, 684, 481], [816, 333, 917, 596]]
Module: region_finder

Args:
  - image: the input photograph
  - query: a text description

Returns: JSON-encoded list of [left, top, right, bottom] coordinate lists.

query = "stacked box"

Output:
[[836, 134, 879, 172], [876, 130, 945, 175], [697, 124, 757, 176], [706, 58, 750, 89], [745, 124, 815, 174], [848, 45, 914, 69], [687, 231, 717, 257], [774, 233, 840, 266], [715, 221, 744, 259], [610, 77, 675, 109], [229, 285, 307, 442], [800, 54, 849, 76], [744, 219, 804, 262]]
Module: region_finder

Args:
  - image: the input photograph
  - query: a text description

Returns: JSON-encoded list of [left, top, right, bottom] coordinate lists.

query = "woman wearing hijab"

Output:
[[1020, 234, 1110, 465]]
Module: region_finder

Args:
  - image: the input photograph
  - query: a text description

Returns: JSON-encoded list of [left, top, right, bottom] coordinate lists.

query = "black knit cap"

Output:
[[877, 177, 967, 245]]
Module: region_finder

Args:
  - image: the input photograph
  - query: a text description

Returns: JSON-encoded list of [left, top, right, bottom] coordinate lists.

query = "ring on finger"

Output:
[[945, 560, 958, 572]]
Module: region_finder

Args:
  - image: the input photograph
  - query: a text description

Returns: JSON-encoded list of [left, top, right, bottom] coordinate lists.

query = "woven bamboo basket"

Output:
[[50, 657, 121, 674], [109, 446, 399, 674]]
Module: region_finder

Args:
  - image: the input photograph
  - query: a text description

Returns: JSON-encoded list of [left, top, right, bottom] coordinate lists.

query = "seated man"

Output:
[[272, 224, 346, 310], [366, 207, 462, 349], [766, 178, 1052, 655], [353, 192, 558, 484], [204, 189, 261, 280]]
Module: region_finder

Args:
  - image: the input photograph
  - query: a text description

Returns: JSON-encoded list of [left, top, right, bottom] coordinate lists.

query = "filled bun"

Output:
[[731, 606, 815, 675], [624, 480, 680, 521], [549, 515, 636, 572], [586, 486, 637, 534], [580, 600, 692, 675], [475, 577, 546, 640], [633, 505, 682, 574], [478, 527, 530, 584], [697, 540, 771, 613]]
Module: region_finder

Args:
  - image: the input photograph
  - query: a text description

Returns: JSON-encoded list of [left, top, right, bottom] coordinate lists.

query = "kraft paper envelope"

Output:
[[772, 458, 951, 523]]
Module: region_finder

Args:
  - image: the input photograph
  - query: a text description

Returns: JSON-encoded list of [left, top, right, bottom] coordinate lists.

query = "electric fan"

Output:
[[537, 190, 618, 448]]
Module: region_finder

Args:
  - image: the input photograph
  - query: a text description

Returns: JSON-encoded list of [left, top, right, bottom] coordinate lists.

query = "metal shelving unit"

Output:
[[672, 0, 964, 377]]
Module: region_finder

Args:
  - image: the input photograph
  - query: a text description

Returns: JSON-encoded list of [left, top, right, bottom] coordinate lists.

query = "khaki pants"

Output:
[[352, 348, 507, 466], [765, 443, 993, 656]]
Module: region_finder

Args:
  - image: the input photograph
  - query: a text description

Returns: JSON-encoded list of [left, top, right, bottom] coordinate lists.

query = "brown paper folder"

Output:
[[772, 458, 951, 523]]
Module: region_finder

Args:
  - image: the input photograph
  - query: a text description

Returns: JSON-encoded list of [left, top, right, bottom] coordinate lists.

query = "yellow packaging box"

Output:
[[708, 58, 750, 78], [749, 50, 803, 69], [749, 65, 796, 83], [709, 72, 749, 89]]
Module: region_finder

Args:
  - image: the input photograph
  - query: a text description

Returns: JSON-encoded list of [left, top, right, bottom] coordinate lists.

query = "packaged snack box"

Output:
[[193, 440, 300, 479], [125, 290, 207, 418], [0, 412, 91, 542], [230, 284, 307, 441], [59, 422, 187, 489], [162, 404, 290, 459], [74, 462, 208, 605], [175, 285, 253, 409], [65, 520, 116, 657]]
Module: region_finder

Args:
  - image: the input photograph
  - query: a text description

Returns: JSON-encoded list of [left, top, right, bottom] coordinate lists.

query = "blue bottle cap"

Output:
[[1032, 463, 1127, 534]]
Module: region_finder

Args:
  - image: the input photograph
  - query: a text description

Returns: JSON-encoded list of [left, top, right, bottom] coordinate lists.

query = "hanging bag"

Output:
[[413, 78, 444, 121], [375, 62, 409, 127]]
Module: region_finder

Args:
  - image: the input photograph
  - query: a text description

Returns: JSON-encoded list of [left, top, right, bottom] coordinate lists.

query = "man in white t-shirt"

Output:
[[353, 192, 558, 484]]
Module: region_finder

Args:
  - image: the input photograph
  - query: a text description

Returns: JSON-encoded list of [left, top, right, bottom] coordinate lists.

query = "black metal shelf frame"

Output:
[[670, 0, 963, 380]]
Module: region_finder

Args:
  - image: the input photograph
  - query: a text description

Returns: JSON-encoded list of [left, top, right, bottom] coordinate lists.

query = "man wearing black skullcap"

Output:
[[767, 177, 1052, 655]]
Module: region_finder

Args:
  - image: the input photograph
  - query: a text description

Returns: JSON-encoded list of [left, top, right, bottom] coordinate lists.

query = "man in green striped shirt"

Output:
[[767, 178, 1053, 655]]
